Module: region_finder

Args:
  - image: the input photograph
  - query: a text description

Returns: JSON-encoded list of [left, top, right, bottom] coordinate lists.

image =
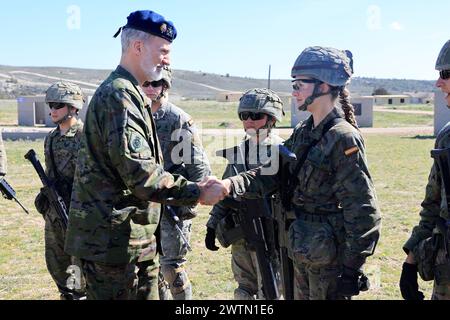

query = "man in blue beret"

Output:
[[65, 10, 228, 300]]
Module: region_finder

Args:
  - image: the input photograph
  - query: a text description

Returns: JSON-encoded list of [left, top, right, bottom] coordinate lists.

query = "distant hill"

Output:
[[0, 65, 436, 100]]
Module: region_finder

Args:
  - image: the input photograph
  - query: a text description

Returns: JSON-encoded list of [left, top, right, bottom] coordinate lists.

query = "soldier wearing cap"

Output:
[[64, 10, 226, 300], [215, 47, 381, 300], [400, 40, 450, 300], [34, 81, 86, 300], [205, 88, 284, 300]]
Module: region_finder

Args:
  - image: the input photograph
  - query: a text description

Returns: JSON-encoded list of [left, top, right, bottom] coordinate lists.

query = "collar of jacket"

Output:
[[307, 107, 343, 141], [114, 65, 139, 86], [152, 101, 172, 120], [52, 119, 83, 138]]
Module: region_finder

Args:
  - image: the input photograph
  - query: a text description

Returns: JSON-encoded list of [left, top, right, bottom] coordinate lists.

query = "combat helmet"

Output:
[[436, 40, 450, 71], [291, 46, 354, 87], [238, 88, 285, 122], [45, 81, 85, 110], [161, 66, 172, 89]]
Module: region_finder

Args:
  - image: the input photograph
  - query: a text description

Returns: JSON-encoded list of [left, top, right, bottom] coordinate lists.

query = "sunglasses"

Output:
[[291, 79, 322, 91], [48, 102, 67, 110], [239, 112, 266, 121], [143, 80, 164, 88], [440, 70, 450, 80]]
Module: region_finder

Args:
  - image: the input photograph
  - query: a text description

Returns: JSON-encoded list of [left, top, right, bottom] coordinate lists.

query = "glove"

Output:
[[338, 266, 370, 297], [399, 262, 425, 300], [205, 227, 219, 251], [34, 187, 50, 215]]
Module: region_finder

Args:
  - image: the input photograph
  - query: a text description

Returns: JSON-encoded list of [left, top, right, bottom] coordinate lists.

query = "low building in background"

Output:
[[291, 96, 375, 128], [18, 95, 91, 127]]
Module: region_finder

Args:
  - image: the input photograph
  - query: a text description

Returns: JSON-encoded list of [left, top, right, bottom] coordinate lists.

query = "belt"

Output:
[[294, 206, 342, 222]]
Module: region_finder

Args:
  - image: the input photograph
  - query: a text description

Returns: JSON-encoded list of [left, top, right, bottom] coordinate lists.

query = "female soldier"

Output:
[[220, 46, 381, 300], [205, 88, 284, 300]]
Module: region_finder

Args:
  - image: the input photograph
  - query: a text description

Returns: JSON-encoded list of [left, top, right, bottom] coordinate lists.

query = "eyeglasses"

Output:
[[239, 112, 266, 121], [440, 70, 450, 80], [143, 80, 164, 88], [292, 79, 322, 91], [48, 102, 67, 110]]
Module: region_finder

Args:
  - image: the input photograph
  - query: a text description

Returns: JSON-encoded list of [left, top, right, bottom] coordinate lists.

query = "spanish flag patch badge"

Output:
[[344, 146, 359, 156]]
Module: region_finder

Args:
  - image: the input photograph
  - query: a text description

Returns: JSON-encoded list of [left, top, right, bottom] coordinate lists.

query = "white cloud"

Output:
[[390, 21, 404, 31]]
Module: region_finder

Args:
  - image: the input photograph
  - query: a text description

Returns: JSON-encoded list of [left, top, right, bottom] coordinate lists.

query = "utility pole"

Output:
[[268, 65, 271, 89]]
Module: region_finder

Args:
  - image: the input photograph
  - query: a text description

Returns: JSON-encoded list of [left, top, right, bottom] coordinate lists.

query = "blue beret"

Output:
[[113, 10, 177, 43]]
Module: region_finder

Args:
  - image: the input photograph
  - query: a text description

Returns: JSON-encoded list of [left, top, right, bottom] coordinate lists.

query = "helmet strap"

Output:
[[297, 82, 326, 111], [54, 109, 76, 126], [155, 86, 168, 101]]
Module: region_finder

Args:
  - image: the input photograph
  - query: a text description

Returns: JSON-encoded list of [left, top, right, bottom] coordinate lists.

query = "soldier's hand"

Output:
[[338, 266, 370, 298], [197, 177, 230, 206], [399, 262, 424, 300], [205, 227, 219, 251]]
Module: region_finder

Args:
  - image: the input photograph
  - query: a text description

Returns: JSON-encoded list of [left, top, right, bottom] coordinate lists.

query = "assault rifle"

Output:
[[216, 145, 298, 300], [0, 177, 30, 214], [166, 163, 192, 252], [24, 149, 69, 229]]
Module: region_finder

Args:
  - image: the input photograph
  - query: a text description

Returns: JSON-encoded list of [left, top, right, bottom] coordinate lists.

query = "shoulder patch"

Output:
[[344, 146, 359, 157], [129, 133, 146, 152]]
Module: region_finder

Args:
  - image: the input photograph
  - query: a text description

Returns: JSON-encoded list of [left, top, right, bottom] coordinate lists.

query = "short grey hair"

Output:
[[121, 28, 153, 54]]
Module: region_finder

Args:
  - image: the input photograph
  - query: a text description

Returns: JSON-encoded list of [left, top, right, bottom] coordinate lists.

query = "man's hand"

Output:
[[337, 266, 370, 298], [205, 227, 219, 251], [197, 177, 231, 206], [399, 261, 424, 300]]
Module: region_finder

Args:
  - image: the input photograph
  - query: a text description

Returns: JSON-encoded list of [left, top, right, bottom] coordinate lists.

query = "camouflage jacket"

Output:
[[65, 66, 200, 264], [207, 132, 284, 230], [404, 122, 450, 253], [153, 101, 210, 181], [42, 119, 84, 207], [0, 131, 6, 176], [228, 108, 381, 270]]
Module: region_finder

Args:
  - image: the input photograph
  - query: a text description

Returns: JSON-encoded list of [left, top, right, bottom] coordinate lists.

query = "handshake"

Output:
[[196, 176, 232, 206]]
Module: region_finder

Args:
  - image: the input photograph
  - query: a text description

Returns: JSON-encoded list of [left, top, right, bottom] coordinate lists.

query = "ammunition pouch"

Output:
[[414, 223, 450, 285], [288, 211, 337, 268], [215, 211, 244, 248]]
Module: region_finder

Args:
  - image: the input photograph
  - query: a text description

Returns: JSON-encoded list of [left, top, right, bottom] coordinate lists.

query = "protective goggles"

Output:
[[143, 80, 165, 88], [48, 102, 67, 110], [440, 70, 450, 80], [239, 112, 266, 121], [292, 79, 322, 91]]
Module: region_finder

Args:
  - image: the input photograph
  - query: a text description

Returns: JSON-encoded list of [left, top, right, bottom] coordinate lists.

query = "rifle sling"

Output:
[[290, 117, 345, 184]]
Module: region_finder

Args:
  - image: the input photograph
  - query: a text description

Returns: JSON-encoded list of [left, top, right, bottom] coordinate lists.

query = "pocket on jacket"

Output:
[[288, 218, 337, 268]]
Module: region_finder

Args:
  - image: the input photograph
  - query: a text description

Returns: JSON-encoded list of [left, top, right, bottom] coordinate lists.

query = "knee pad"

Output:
[[161, 265, 192, 300], [234, 287, 256, 300]]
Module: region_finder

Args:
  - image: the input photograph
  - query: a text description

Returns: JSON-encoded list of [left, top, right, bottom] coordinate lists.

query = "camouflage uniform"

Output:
[[0, 130, 6, 176], [65, 66, 200, 300], [402, 40, 450, 300], [228, 107, 381, 300], [403, 124, 450, 300], [208, 133, 284, 300], [153, 101, 211, 300], [35, 119, 87, 299]]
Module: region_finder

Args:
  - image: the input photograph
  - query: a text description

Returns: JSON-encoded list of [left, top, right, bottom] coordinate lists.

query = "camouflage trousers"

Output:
[[160, 213, 193, 300], [231, 240, 263, 300], [81, 258, 160, 300], [43, 211, 86, 299], [293, 262, 345, 300]]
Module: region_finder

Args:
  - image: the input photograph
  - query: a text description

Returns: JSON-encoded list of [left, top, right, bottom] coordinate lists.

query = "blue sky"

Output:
[[0, 0, 448, 80]]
